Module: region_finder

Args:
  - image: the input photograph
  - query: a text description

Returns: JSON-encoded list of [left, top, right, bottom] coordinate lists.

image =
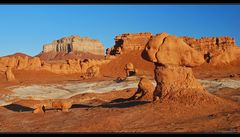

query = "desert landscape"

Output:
[[0, 31, 240, 133], [0, 5, 240, 133]]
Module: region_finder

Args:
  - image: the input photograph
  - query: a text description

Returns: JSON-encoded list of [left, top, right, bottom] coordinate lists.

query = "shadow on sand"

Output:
[[70, 97, 149, 110], [4, 104, 34, 112], [100, 100, 150, 108], [3, 97, 149, 112]]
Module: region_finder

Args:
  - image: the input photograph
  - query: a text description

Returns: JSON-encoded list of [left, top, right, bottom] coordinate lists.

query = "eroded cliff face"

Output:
[[43, 36, 105, 56], [0, 55, 111, 77], [108, 32, 152, 55], [181, 36, 240, 65], [181, 36, 236, 54]]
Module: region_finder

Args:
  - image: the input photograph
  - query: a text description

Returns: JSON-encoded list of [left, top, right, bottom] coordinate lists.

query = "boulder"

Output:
[[84, 66, 100, 79], [131, 77, 155, 101]]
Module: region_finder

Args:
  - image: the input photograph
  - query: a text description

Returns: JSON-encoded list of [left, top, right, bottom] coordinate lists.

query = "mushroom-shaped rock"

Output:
[[143, 32, 207, 102]]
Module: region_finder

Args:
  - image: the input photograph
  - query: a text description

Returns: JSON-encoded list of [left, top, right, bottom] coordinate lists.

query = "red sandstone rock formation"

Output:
[[109, 32, 152, 55], [146, 33, 205, 67], [124, 62, 137, 77], [131, 76, 155, 101], [181, 36, 240, 65], [144, 32, 220, 103], [33, 98, 74, 113], [109, 32, 240, 65], [5, 66, 15, 81], [82, 65, 100, 79], [0, 55, 111, 79]]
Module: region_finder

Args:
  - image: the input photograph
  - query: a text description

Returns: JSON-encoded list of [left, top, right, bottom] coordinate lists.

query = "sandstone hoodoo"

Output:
[[38, 35, 105, 60], [144, 32, 225, 103]]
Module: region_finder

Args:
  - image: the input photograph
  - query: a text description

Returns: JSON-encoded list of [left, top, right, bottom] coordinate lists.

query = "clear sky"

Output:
[[0, 4, 240, 57]]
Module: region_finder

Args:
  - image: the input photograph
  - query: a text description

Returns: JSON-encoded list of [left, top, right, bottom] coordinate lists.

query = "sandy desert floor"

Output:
[[0, 52, 240, 133]]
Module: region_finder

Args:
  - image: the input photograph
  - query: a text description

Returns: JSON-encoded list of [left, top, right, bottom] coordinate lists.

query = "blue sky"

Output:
[[0, 5, 240, 56]]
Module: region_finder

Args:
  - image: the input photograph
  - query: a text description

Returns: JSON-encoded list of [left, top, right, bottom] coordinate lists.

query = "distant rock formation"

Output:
[[182, 36, 236, 54], [108, 32, 152, 55], [181, 36, 240, 65], [0, 55, 111, 78], [108, 32, 240, 65], [38, 35, 105, 60], [43, 35, 104, 55]]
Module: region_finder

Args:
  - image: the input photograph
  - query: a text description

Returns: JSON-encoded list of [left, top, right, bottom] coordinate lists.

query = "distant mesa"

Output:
[[37, 35, 105, 61]]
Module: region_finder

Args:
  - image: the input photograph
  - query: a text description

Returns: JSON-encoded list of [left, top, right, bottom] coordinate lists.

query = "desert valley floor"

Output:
[[0, 51, 240, 132]]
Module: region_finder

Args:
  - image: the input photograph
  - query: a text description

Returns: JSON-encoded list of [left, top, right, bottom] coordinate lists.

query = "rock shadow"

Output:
[[71, 97, 150, 110], [4, 103, 34, 112], [110, 97, 132, 103], [141, 47, 149, 61], [101, 100, 150, 108], [71, 104, 94, 109]]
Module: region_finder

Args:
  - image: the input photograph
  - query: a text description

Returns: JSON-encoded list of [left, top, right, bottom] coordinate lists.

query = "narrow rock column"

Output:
[[5, 66, 15, 81]]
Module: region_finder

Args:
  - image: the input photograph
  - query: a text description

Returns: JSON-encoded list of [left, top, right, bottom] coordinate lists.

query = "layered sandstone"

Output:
[[0, 55, 111, 78], [182, 36, 236, 54], [181, 36, 240, 65], [109, 32, 152, 55], [40, 36, 105, 60], [43, 36, 104, 55]]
